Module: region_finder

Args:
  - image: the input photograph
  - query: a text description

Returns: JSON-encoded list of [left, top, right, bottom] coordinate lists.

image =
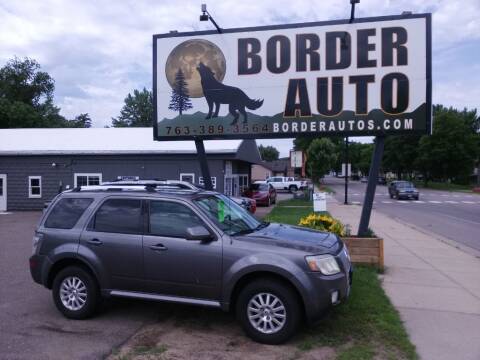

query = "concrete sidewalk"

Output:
[[326, 197, 480, 360]]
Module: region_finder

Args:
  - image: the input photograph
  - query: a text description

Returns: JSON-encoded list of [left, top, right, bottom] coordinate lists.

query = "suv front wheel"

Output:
[[236, 279, 301, 344], [52, 266, 99, 319]]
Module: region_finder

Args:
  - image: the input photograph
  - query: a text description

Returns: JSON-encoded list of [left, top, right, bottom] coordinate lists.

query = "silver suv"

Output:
[[30, 185, 352, 344]]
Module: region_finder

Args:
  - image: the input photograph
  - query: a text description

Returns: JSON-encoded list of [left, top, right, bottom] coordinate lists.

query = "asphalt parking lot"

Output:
[[0, 193, 293, 360], [0, 212, 161, 360]]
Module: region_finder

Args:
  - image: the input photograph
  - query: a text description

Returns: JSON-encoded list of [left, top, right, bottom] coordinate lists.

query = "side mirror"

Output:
[[185, 226, 214, 241]]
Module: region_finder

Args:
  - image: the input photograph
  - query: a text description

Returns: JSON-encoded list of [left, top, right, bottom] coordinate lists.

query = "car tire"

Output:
[[52, 266, 99, 320], [289, 185, 298, 193], [415, 196, 419, 201], [236, 279, 301, 344]]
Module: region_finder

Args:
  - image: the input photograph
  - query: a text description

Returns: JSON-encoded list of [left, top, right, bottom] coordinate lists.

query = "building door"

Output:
[[224, 175, 240, 197], [0, 174, 6, 211]]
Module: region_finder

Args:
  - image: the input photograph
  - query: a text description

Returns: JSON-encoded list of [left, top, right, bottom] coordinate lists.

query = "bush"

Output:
[[298, 213, 345, 236]]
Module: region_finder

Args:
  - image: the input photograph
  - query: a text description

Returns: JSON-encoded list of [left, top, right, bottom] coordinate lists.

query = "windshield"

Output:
[[194, 194, 261, 236], [250, 184, 268, 191], [397, 182, 414, 188]]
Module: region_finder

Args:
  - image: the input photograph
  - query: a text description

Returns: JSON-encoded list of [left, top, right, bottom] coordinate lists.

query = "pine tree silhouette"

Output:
[[168, 68, 193, 115]]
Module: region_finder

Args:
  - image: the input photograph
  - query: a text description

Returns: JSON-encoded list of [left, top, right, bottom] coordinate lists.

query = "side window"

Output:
[[149, 201, 205, 238], [93, 199, 142, 234], [45, 198, 93, 229]]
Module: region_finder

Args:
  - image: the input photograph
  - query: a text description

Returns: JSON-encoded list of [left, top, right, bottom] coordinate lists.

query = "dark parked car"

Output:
[[243, 182, 277, 206], [388, 181, 419, 200], [30, 185, 352, 344]]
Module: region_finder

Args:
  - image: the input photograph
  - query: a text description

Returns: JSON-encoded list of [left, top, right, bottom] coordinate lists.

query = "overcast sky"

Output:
[[1, 0, 479, 156]]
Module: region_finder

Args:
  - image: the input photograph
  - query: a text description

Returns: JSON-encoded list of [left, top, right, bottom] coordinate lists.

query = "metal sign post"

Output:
[[344, 137, 349, 204], [358, 136, 385, 236], [195, 139, 213, 190]]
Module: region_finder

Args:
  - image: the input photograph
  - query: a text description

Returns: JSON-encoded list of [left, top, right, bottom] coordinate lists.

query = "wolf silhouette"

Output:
[[196, 62, 263, 125]]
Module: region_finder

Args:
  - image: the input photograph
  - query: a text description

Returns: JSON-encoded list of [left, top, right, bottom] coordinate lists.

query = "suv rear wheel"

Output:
[[236, 279, 301, 344], [52, 266, 99, 319]]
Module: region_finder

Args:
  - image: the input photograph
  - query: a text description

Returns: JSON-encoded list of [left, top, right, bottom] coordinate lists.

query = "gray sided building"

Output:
[[0, 128, 261, 211]]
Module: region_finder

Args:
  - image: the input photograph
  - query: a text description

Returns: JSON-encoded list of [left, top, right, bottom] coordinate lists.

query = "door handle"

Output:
[[149, 243, 168, 251], [87, 238, 103, 246]]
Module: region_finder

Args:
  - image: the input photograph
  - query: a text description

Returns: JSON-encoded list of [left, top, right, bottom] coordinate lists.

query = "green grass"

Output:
[[264, 202, 417, 360], [265, 199, 315, 225], [276, 198, 313, 207]]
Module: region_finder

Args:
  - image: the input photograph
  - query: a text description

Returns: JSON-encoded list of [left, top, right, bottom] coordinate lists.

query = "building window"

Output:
[[180, 173, 195, 184], [239, 174, 249, 188], [198, 176, 217, 189], [28, 176, 42, 198], [74, 173, 102, 187]]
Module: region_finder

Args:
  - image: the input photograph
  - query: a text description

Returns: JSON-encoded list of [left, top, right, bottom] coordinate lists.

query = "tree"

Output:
[[70, 113, 92, 128], [383, 134, 422, 179], [112, 88, 153, 127], [415, 106, 478, 184], [306, 138, 338, 181], [0, 57, 73, 128], [0, 57, 54, 107], [168, 69, 192, 116], [258, 145, 279, 161], [357, 143, 374, 176]]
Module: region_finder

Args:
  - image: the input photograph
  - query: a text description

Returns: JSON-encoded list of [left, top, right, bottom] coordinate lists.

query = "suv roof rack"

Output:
[[70, 185, 200, 194]]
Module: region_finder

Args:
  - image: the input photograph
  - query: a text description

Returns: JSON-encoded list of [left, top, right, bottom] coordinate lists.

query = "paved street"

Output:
[[325, 177, 480, 252]]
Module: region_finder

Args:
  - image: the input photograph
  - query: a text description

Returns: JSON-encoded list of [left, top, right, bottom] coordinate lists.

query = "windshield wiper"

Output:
[[255, 221, 270, 230], [231, 222, 269, 236]]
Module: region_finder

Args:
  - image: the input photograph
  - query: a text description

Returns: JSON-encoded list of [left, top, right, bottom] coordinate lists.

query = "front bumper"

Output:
[[398, 192, 418, 199], [303, 249, 353, 323]]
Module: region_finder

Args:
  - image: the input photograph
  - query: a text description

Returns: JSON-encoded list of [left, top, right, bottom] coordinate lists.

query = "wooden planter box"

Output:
[[341, 237, 384, 269]]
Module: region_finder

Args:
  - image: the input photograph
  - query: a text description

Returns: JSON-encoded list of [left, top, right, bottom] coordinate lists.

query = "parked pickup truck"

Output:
[[265, 176, 307, 192]]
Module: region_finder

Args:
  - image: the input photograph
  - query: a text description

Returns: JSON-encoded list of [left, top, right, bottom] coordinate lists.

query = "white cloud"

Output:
[[1, 0, 479, 131]]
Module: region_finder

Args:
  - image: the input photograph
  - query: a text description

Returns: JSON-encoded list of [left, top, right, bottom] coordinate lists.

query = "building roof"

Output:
[[0, 128, 245, 155]]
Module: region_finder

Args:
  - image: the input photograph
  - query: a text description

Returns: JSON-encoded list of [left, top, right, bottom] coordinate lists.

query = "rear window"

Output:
[[44, 198, 93, 229]]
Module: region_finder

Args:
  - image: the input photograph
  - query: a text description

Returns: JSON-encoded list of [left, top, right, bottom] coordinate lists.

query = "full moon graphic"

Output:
[[165, 39, 226, 98]]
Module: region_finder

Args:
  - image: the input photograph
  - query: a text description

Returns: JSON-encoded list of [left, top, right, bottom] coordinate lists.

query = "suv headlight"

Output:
[[305, 255, 340, 275]]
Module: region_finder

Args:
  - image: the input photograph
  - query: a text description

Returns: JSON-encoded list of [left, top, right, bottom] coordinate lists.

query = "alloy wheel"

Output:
[[247, 293, 286, 334], [59, 276, 87, 311]]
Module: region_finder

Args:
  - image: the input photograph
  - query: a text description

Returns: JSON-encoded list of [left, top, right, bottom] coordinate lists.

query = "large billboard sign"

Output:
[[153, 14, 431, 140]]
